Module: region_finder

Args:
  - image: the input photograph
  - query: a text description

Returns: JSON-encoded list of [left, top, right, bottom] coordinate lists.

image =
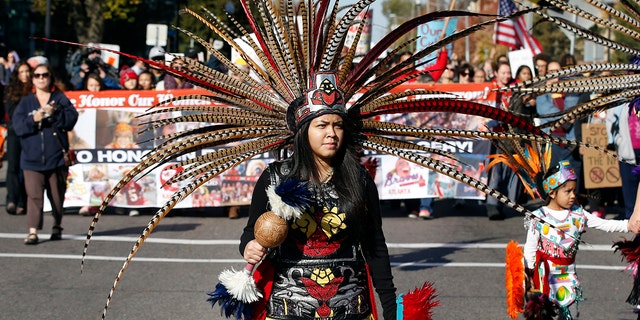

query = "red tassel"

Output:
[[362, 157, 379, 180], [401, 282, 440, 320], [365, 263, 378, 320]]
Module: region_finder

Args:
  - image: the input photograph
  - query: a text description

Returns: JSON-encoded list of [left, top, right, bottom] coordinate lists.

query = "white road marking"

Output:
[[0, 233, 628, 270]]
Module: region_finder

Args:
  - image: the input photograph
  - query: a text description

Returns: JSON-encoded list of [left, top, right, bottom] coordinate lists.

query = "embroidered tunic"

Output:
[[240, 161, 397, 320], [524, 205, 629, 308]]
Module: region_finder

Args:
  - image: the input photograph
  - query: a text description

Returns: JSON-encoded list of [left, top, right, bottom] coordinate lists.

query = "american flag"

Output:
[[493, 0, 543, 55]]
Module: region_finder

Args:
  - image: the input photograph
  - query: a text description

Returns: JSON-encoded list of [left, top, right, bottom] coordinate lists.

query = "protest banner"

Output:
[[581, 123, 621, 188], [63, 84, 497, 208]]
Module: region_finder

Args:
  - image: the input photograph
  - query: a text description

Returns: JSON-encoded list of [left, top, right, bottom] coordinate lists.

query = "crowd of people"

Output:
[[390, 50, 633, 224], [0, 44, 247, 230], [0, 44, 638, 240], [1, 53, 78, 245], [2, 15, 640, 320]]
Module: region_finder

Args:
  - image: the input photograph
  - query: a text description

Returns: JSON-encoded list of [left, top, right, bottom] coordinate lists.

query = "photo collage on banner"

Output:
[[65, 84, 497, 208]]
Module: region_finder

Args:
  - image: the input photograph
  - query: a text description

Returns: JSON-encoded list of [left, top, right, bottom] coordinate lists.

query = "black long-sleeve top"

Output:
[[240, 162, 397, 319]]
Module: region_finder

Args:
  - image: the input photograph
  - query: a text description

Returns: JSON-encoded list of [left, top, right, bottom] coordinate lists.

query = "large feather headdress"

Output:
[[65, 0, 640, 318]]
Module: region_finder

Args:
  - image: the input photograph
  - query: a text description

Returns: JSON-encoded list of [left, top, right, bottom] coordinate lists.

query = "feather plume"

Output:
[[505, 240, 525, 319], [523, 292, 557, 320], [613, 237, 640, 305], [397, 282, 440, 320], [266, 179, 313, 220], [218, 268, 263, 303], [207, 282, 253, 320]]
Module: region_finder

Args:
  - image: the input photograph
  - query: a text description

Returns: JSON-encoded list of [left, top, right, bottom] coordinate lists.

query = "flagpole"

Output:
[[440, 0, 457, 40]]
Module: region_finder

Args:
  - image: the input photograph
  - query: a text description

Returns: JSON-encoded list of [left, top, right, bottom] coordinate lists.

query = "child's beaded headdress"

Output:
[[542, 160, 577, 194]]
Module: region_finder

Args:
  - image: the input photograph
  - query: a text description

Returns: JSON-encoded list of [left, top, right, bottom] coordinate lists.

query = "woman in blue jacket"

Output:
[[13, 63, 78, 245]]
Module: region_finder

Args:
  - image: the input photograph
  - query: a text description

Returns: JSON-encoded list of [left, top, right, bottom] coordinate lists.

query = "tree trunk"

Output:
[[70, 0, 104, 44]]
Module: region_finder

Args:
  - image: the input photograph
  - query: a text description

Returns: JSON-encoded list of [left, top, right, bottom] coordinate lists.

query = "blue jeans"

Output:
[[420, 197, 433, 211]]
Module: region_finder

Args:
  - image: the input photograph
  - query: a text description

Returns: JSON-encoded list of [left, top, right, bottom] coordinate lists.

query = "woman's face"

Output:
[[307, 113, 344, 165], [17, 64, 30, 83], [32, 66, 51, 91], [86, 77, 101, 92], [171, 58, 185, 71], [138, 73, 153, 90], [495, 64, 512, 87], [458, 69, 471, 83], [473, 70, 486, 83], [517, 67, 532, 82]]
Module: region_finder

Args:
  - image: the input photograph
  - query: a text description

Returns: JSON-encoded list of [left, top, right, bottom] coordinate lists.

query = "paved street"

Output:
[[0, 161, 638, 319]]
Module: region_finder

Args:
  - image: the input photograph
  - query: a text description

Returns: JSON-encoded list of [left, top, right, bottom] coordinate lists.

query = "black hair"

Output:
[[560, 53, 576, 67], [83, 72, 106, 91], [458, 63, 474, 78], [533, 53, 551, 63], [5, 61, 32, 105], [33, 63, 62, 93], [288, 116, 373, 251], [515, 65, 532, 81], [391, 51, 412, 66]]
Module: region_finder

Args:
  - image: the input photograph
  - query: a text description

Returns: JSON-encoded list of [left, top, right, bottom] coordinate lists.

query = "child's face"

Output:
[[138, 74, 152, 89], [549, 180, 577, 210], [123, 78, 138, 90]]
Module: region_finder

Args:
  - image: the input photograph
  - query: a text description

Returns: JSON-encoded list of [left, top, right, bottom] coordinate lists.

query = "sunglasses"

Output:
[[33, 72, 50, 79], [460, 72, 469, 76]]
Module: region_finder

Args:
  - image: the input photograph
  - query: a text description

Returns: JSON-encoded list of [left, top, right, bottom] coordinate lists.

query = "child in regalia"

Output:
[[523, 160, 633, 319]]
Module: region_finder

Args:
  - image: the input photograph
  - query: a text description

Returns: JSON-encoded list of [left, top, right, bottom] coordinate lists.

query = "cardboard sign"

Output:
[[581, 123, 622, 188]]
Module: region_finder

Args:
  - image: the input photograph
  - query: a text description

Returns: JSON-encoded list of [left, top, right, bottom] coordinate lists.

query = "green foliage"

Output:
[[532, 14, 572, 61], [176, 0, 252, 54], [610, 1, 639, 64], [381, 0, 421, 52], [31, 0, 141, 21], [382, 0, 415, 20]]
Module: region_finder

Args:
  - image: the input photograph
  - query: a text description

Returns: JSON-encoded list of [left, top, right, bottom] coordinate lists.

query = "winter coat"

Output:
[[13, 90, 79, 171]]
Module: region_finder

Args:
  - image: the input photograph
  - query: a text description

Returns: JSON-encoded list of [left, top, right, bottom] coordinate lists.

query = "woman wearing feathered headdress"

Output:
[[239, 72, 397, 319]]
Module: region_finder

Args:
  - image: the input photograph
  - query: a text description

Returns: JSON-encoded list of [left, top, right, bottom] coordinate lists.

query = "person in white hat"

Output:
[[147, 46, 166, 90]]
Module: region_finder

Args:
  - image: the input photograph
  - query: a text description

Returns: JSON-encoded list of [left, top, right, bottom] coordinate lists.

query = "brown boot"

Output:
[[228, 206, 239, 219]]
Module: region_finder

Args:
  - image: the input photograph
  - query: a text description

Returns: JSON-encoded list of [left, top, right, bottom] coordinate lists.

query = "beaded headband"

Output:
[[542, 160, 577, 194], [286, 72, 346, 132]]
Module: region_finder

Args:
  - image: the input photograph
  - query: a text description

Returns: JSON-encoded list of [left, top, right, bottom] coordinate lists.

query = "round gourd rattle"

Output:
[[254, 211, 289, 248]]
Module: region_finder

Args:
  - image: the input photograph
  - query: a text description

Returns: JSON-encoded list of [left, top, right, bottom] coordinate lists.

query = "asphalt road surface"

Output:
[[0, 163, 638, 319]]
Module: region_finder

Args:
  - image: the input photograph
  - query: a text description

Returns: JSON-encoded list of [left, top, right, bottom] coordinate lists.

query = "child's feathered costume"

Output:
[[58, 0, 640, 319], [493, 1, 640, 317]]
